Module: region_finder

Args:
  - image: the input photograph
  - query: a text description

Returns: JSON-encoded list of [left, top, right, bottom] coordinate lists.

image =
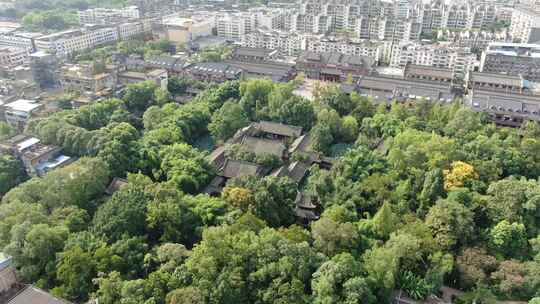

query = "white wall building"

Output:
[[510, 5, 540, 43], [390, 42, 477, 77], [78, 6, 140, 24], [0, 46, 28, 67]]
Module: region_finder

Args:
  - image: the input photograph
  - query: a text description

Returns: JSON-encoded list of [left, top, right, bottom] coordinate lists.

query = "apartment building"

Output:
[[0, 46, 28, 67], [306, 37, 383, 63], [116, 21, 149, 40], [510, 5, 540, 43], [438, 29, 509, 50], [216, 11, 258, 41], [0, 32, 42, 51], [35, 26, 119, 57], [391, 42, 476, 78], [242, 29, 305, 56], [480, 42, 540, 82], [78, 6, 141, 24]]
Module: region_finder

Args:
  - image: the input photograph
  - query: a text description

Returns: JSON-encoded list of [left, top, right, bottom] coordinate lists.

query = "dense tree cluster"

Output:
[[2, 78, 540, 304]]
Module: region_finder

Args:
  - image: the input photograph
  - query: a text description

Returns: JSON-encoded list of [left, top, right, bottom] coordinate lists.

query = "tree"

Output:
[[0, 155, 26, 196], [158, 143, 214, 194], [147, 188, 202, 245], [167, 287, 205, 304], [167, 77, 191, 96], [456, 247, 498, 289], [0, 121, 15, 140], [311, 124, 333, 154], [123, 80, 158, 112], [425, 199, 474, 249], [340, 115, 359, 142], [312, 253, 376, 304], [92, 175, 153, 242], [226, 176, 297, 227], [443, 161, 478, 190], [154, 88, 173, 106], [370, 201, 398, 239], [311, 217, 359, 257], [490, 260, 539, 300], [489, 220, 527, 258], [54, 246, 96, 301], [418, 168, 445, 216], [94, 271, 123, 304], [208, 101, 249, 142], [4, 224, 69, 287]]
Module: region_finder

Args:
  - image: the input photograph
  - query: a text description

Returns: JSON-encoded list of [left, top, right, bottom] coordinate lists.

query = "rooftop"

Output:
[[240, 136, 286, 158], [469, 71, 523, 87], [254, 121, 302, 138], [233, 47, 276, 58], [221, 159, 263, 179], [405, 64, 454, 79], [4, 99, 42, 113], [7, 286, 70, 304], [298, 51, 375, 68]]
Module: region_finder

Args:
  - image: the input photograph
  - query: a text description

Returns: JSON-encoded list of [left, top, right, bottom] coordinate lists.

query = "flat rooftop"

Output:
[[4, 99, 42, 112]]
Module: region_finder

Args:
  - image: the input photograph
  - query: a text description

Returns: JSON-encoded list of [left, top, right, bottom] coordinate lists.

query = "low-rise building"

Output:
[[231, 47, 278, 63], [467, 89, 540, 126], [404, 64, 454, 84], [118, 69, 168, 88], [296, 51, 375, 82], [2, 99, 43, 130], [480, 42, 540, 82], [225, 60, 296, 82], [357, 75, 456, 103], [0, 253, 16, 295], [183, 62, 243, 82], [7, 286, 71, 304], [0, 136, 73, 176], [468, 71, 526, 94], [58, 63, 116, 96]]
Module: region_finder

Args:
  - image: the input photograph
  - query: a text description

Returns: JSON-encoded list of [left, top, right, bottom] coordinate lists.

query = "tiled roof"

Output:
[[254, 121, 302, 138], [405, 64, 453, 79], [7, 286, 70, 304], [221, 159, 263, 179], [241, 136, 286, 158], [469, 71, 523, 87]]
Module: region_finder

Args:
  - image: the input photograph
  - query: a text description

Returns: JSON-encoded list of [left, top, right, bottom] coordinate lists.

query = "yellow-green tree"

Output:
[[443, 161, 478, 190]]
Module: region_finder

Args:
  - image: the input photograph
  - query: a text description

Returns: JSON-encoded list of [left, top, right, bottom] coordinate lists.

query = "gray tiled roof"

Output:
[[241, 136, 286, 158], [299, 51, 374, 68], [358, 76, 454, 101], [225, 60, 293, 80], [254, 121, 302, 138], [7, 286, 70, 304], [468, 89, 540, 115], [469, 71, 523, 87], [221, 159, 263, 179], [405, 64, 453, 79], [233, 47, 274, 58]]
